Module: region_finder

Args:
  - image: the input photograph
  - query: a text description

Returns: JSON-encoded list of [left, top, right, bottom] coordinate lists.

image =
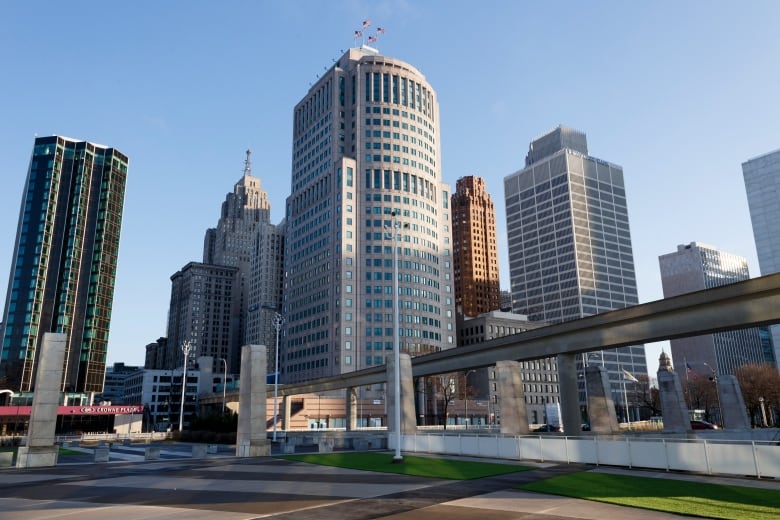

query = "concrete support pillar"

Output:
[[236, 344, 270, 457], [657, 352, 692, 433], [386, 353, 416, 434], [718, 375, 750, 430], [346, 386, 357, 431], [585, 364, 619, 433], [495, 360, 529, 435], [282, 395, 291, 431], [17, 332, 66, 468], [558, 353, 581, 435]]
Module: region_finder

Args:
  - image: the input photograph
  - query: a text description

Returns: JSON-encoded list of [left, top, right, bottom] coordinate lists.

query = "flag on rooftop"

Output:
[[368, 35, 377, 43], [354, 30, 362, 38], [377, 27, 385, 34], [363, 19, 371, 29]]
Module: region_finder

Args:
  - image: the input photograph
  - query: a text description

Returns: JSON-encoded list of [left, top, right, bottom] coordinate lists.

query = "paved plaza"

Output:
[[1, 445, 777, 519]]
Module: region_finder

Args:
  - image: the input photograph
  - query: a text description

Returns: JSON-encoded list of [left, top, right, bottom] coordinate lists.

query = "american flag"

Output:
[[354, 30, 362, 38], [368, 35, 377, 43], [622, 369, 639, 383], [377, 27, 385, 34], [363, 19, 371, 29]]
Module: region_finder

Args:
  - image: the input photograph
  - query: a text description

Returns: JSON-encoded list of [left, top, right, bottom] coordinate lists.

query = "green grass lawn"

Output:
[[280, 452, 530, 479], [520, 472, 780, 520]]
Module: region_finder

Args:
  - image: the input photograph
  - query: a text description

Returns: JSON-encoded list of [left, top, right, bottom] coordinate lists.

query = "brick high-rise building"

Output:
[[451, 176, 500, 317]]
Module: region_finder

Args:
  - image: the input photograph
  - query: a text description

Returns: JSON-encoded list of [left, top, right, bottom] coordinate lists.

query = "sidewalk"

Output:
[[1, 451, 777, 519]]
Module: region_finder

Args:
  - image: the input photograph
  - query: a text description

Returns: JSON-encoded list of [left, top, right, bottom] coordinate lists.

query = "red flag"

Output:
[[368, 35, 377, 43], [363, 19, 371, 29]]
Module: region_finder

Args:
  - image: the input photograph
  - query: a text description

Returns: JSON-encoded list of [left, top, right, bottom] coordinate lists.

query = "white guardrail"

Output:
[[398, 433, 780, 479]]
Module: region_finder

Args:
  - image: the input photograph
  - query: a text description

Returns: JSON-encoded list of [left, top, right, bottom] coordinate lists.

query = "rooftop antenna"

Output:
[[244, 149, 252, 176]]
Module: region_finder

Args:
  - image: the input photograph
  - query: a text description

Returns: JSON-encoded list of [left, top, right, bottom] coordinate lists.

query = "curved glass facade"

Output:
[[284, 47, 455, 383]]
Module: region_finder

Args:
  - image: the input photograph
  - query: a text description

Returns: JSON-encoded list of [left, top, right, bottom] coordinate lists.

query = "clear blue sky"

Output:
[[2, 1, 779, 376]]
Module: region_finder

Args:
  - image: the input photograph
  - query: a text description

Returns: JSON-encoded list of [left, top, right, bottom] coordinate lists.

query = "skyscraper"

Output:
[[504, 126, 647, 419], [451, 176, 500, 317], [742, 148, 780, 367], [0, 136, 128, 394], [283, 45, 456, 384], [201, 150, 274, 373], [165, 262, 239, 373], [659, 242, 774, 376]]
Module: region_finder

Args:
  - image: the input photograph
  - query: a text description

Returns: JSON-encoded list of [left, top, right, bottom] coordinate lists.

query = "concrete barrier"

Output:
[[207, 444, 218, 454], [0, 451, 13, 467], [318, 439, 334, 453], [94, 447, 110, 462], [145, 446, 161, 460], [191, 444, 207, 458], [282, 443, 296, 454]]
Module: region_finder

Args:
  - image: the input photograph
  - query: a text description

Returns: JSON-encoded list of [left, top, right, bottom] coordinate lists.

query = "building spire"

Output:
[[244, 149, 252, 176]]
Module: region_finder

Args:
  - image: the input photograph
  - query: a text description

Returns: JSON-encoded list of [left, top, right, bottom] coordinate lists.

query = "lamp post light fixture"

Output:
[[179, 340, 195, 432], [391, 211, 403, 463], [272, 311, 283, 442], [219, 357, 228, 416]]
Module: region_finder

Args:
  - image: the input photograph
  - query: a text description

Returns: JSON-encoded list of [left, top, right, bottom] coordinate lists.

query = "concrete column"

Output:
[[236, 344, 270, 457], [386, 353, 416, 433], [657, 352, 691, 433], [282, 395, 291, 431], [494, 360, 529, 435], [718, 375, 750, 430], [585, 364, 619, 433], [346, 386, 357, 431], [558, 353, 581, 435], [16, 332, 66, 468]]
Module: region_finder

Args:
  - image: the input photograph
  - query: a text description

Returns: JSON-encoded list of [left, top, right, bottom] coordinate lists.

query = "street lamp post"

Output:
[[703, 362, 722, 426], [272, 311, 283, 442], [219, 357, 227, 416], [759, 397, 768, 427], [391, 211, 403, 463], [179, 340, 195, 432], [464, 370, 475, 428]]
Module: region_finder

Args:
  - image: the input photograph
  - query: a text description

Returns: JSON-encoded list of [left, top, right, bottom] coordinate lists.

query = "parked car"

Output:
[[690, 420, 718, 430], [532, 424, 562, 432]]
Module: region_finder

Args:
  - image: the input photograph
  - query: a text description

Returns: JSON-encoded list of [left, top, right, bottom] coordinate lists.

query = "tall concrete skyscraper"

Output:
[[165, 150, 281, 375], [504, 126, 647, 420], [0, 136, 128, 394], [659, 242, 774, 377], [283, 45, 456, 384], [742, 148, 780, 367], [451, 176, 500, 317]]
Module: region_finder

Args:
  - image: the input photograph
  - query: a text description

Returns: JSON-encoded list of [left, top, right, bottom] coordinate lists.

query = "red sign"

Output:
[[0, 405, 144, 416]]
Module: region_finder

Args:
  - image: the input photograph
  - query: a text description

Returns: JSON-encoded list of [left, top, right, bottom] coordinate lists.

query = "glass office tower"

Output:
[[504, 126, 647, 420], [283, 45, 456, 384], [660, 242, 774, 376], [1, 136, 128, 393], [742, 148, 780, 367]]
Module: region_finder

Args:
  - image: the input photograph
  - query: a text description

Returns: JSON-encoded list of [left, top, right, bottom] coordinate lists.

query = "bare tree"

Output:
[[429, 371, 478, 429], [629, 374, 661, 418], [735, 364, 780, 427], [684, 376, 718, 423]]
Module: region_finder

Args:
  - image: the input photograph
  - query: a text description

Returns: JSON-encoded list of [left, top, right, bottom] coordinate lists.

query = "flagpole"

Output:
[[621, 364, 631, 431]]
